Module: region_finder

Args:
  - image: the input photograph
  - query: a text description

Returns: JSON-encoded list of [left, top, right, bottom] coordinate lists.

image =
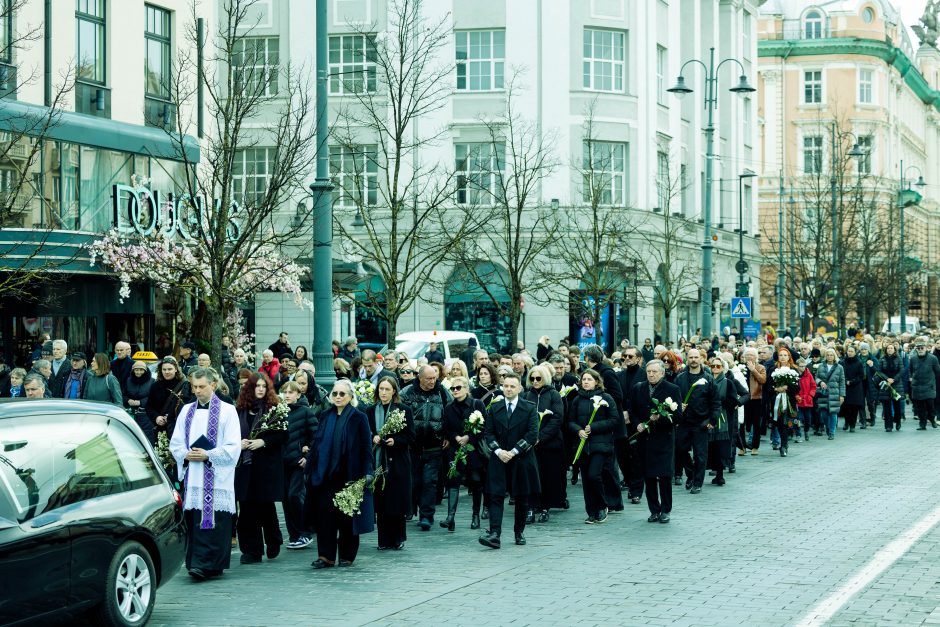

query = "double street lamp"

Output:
[[899, 161, 926, 333], [668, 47, 754, 339]]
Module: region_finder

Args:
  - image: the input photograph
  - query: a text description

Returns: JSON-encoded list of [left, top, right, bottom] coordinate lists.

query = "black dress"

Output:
[[366, 402, 415, 549], [522, 385, 566, 510]]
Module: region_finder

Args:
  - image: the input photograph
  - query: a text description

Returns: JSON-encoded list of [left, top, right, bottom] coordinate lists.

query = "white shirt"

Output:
[[169, 400, 241, 514]]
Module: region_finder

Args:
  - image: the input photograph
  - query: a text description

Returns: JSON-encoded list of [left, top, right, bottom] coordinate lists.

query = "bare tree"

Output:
[[550, 103, 644, 348], [92, 0, 317, 362], [0, 0, 78, 302], [329, 0, 463, 347], [449, 78, 559, 352]]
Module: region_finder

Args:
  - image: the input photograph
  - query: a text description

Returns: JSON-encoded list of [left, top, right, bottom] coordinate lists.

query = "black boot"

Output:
[[525, 510, 535, 525], [470, 513, 481, 529], [439, 488, 459, 531]]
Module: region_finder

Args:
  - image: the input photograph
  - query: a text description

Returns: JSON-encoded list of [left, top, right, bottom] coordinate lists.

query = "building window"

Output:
[[456, 30, 504, 91], [742, 183, 752, 231], [858, 68, 873, 104], [804, 10, 824, 39], [76, 0, 105, 84], [680, 164, 688, 216], [455, 142, 503, 205], [582, 29, 625, 93], [657, 150, 669, 209], [232, 37, 279, 97], [329, 34, 376, 95], [656, 45, 667, 104], [329, 145, 378, 208], [582, 141, 627, 206], [803, 70, 822, 104], [232, 147, 273, 205], [857, 135, 872, 175], [743, 96, 751, 140], [144, 5, 171, 99], [803, 136, 823, 174]]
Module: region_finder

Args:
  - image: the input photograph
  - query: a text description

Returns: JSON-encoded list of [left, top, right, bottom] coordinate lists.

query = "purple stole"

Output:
[[184, 395, 221, 529]]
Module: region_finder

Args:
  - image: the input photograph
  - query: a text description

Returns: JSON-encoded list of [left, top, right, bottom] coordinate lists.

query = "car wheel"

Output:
[[96, 540, 156, 627]]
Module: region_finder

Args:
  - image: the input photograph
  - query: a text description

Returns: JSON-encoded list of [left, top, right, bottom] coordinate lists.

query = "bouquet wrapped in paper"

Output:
[[250, 402, 290, 439]]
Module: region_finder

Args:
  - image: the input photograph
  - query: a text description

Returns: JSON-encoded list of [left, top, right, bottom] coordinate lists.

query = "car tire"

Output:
[[96, 540, 156, 627]]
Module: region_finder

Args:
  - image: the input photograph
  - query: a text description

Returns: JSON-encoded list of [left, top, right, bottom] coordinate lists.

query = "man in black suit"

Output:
[[479, 373, 540, 549], [628, 359, 681, 523]]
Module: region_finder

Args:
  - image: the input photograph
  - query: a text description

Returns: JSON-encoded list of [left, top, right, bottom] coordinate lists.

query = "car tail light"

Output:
[[172, 489, 183, 509]]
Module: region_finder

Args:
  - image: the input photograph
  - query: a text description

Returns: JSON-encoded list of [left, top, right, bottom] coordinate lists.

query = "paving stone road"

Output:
[[141, 422, 940, 626]]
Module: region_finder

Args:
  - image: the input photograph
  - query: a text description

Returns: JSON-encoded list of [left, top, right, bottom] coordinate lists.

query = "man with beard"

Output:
[[675, 348, 719, 494], [618, 347, 646, 503]]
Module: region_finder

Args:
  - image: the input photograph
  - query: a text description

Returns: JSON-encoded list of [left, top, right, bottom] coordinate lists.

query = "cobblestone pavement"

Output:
[[141, 420, 940, 626]]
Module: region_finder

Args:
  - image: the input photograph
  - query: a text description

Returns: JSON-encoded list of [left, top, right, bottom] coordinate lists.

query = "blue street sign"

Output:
[[743, 320, 761, 339], [731, 297, 752, 319], [799, 299, 807, 318]]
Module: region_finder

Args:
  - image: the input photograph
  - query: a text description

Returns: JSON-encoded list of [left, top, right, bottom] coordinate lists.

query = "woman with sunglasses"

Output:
[[365, 376, 414, 550], [306, 378, 374, 568], [441, 376, 488, 531], [522, 364, 565, 523], [706, 358, 746, 485]]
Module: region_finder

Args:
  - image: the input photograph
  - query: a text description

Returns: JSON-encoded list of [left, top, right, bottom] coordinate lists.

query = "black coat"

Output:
[[566, 389, 619, 455], [123, 373, 153, 417], [49, 362, 70, 398], [284, 397, 318, 465], [400, 382, 451, 450], [593, 362, 626, 440], [841, 357, 865, 407], [877, 354, 905, 401], [628, 380, 681, 478], [146, 378, 187, 435], [483, 397, 540, 497], [110, 357, 133, 393], [522, 385, 564, 450], [442, 396, 488, 474], [366, 402, 414, 517], [235, 405, 287, 502], [471, 383, 499, 404], [618, 365, 644, 413], [675, 370, 720, 429]]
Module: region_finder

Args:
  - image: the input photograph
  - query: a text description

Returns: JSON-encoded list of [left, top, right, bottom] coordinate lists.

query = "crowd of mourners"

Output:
[[5, 327, 936, 579]]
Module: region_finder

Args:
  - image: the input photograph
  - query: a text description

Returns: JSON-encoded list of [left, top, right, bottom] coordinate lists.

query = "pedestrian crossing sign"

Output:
[[731, 297, 752, 319]]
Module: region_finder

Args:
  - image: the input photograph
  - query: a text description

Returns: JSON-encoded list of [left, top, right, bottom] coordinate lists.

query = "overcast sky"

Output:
[[899, 0, 924, 45]]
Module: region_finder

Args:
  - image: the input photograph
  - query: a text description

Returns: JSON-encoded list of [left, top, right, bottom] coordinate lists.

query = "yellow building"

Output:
[[757, 0, 940, 334]]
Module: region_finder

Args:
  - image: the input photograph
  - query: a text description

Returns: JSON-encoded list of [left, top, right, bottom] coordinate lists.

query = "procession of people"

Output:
[[6, 327, 935, 579]]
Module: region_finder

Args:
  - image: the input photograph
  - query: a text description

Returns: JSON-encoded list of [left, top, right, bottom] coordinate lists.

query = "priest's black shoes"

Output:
[[478, 531, 501, 549]]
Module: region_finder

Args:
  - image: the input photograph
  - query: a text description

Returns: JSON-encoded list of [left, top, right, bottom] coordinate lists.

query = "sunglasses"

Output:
[[449, 385, 463, 392], [398, 358, 408, 363], [400, 369, 414, 375], [710, 364, 723, 369], [331, 391, 347, 398], [529, 376, 542, 382]]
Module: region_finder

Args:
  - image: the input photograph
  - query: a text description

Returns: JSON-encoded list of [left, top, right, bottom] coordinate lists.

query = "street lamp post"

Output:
[[828, 123, 864, 339], [668, 47, 755, 341], [899, 160, 926, 333], [310, 0, 335, 384], [736, 169, 756, 336]]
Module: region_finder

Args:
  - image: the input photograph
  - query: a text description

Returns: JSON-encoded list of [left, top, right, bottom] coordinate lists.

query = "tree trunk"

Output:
[[663, 311, 671, 344], [191, 300, 211, 350], [210, 309, 225, 372], [386, 315, 398, 350], [508, 302, 522, 354]]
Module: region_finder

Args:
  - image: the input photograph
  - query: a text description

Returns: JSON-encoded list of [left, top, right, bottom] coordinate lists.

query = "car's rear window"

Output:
[[0, 414, 162, 524]]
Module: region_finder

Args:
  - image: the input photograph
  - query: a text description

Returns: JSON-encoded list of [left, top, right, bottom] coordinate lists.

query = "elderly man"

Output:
[[401, 365, 452, 530], [49, 339, 69, 397], [170, 368, 241, 581], [359, 350, 383, 384], [28, 359, 52, 397], [62, 353, 90, 400], [338, 336, 360, 361], [179, 341, 198, 372], [909, 338, 940, 430], [258, 349, 280, 381], [110, 341, 133, 390], [197, 353, 212, 369]]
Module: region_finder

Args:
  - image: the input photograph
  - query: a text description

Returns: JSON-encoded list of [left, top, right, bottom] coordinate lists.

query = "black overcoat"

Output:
[[566, 389, 618, 455], [522, 385, 565, 450], [483, 397, 540, 497], [628, 380, 681, 478], [366, 402, 414, 517], [235, 405, 287, 502]]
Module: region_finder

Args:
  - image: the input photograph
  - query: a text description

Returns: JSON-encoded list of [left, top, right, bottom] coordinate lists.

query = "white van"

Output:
[[382, 331, 479, 368], [881, 316, 922, 335]]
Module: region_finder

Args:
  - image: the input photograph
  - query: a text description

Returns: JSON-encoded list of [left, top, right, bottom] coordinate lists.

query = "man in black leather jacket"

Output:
[[401, 365, 452, 530]]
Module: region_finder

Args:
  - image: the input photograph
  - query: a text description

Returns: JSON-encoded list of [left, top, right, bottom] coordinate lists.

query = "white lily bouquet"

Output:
[[354, 379, 375, 405], [250, 402, 290, 438], [771, 367, 799, 422], [572, 395, 609, 464]]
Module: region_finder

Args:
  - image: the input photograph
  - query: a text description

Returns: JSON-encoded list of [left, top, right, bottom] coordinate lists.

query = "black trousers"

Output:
[[185, 510, 232, 573], [914, 399, 934, 426], [582, 452, 609, 517], [883, 398, 904, 430], [376, 512, 406, 548], [487, 493, 527, 535], [283, 464, 310, 541], [675, 425, 707, 488], [412, 450, 442, 521], [601, 451, 624, 509], [236, 500, 282, 558], [311, 481, 360, 564], [644, 477, 672, 515], [623, 433, 645, 498], [744, 399, 763, 449]]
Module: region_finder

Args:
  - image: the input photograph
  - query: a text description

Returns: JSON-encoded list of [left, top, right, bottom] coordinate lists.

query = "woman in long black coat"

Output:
[[566, 369, 618, 524], [706, 357, 746, 483], [522, 364, 565, 521], [145, 357, 186, 441], [234, 372, 287, 564], [441, 376, 487, 531], [841, 345, 866, 432], [366, 376, 414, 550], [627, 361, 681, 523], [306, 378, 374, 568], [124, 361, 154, 444]]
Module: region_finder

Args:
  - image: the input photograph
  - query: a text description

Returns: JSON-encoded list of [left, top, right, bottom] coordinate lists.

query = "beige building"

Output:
[[757, 0, 940, 333]]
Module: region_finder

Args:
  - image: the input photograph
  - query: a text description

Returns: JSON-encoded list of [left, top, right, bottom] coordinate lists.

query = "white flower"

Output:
[[559, 384, 577, 397], [538, 409, 553, 417], [664, 397, 678, 411], [692, 378, 708, 388], [469, 410, 484, 425], [591, 395, 609, 409]]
